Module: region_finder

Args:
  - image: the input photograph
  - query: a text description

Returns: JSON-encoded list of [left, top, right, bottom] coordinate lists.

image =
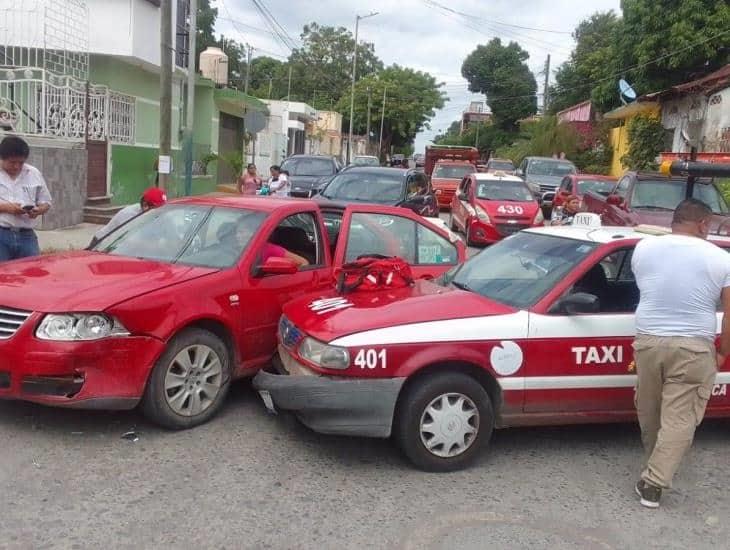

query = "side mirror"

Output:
[[515, 169, 523, 178], [554, 292, 600, 315], [257, 256, 298, 276], [606, 194, 623, 206], [457, 192, 467, 201]]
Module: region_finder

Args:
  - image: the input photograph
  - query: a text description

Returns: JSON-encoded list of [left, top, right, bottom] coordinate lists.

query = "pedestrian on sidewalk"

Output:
[[238, 163, 262, 195], [631, 198, 730, 509], [90, 187, 167, 247], [0, 136, 52, 261], [267, 165, 290, 197]]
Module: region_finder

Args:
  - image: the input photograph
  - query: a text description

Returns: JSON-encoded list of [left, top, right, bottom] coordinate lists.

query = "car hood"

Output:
[[525, 174, 563, 186], [476, 198, 539, 218], [0, 251, 216, 312], [283, 279, 515, 344], [289, 175, 332, 193]]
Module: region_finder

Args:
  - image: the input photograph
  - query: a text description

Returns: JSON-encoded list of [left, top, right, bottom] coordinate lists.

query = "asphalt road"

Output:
[[3, 214, 729, 549], [1, 382, 729, 550]]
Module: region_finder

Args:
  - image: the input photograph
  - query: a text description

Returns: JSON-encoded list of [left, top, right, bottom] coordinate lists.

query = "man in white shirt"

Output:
[[0, 136, 52, 261], [267, 165, 290, 197], [631, 198, 730, 508], [90, 187, 167, 246]]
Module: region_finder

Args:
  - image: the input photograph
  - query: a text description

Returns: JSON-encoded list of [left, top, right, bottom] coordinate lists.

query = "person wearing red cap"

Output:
[[90, 187, 167, 246]]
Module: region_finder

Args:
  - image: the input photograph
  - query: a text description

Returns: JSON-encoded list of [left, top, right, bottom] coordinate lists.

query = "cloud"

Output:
[[216, 0, 621, 151]]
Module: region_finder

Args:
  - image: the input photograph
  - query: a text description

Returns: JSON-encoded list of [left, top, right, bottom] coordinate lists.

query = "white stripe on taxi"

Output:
[[498, 372, 730, 391]]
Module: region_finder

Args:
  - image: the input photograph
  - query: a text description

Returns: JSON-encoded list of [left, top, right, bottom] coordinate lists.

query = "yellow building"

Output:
[[604, 102, 660, 176]]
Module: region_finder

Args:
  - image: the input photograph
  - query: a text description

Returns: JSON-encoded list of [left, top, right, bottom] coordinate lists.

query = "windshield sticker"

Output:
[[418, 245, 443, 264], [308, 297, 354, 315], [490, 341, 523, 376]]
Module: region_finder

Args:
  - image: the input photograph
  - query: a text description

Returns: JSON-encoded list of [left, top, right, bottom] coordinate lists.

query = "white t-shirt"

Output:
[[93, 203, 142, 242], [632, 234, 730, 340], [269, 173, 289, 197], [0, 164, 53, 229]]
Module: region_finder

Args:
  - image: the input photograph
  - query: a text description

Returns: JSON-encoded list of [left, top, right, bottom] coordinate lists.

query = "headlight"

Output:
[[534, 209, 544, 224], [475, 205, 491, 223], [527, 181, 539, 193], [298, 337, 350, 370], [36, 313, 129, 341]]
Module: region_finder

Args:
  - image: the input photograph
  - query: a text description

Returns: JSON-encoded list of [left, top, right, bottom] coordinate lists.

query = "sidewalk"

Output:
[[37, 223, 101, 252]]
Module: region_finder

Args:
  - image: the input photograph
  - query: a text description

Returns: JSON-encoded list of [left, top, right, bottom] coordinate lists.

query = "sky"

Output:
[[214, 0, 621, 152]]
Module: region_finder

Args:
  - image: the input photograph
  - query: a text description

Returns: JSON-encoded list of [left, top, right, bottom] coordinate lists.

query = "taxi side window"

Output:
[[267, 212, 323, 267], [566, 248, 639, 314], [345, 213, 458, 265], [564, 177, 573, 193]]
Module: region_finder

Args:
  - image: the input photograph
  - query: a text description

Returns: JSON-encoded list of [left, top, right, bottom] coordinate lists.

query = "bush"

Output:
[[621, 115, 664, 171]]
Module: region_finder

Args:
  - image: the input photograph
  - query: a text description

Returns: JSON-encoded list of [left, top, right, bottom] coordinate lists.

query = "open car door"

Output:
[[333, 204, 466, 279]]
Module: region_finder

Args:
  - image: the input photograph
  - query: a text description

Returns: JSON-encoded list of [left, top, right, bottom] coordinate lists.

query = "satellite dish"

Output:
[[618, 79, 637, 105]]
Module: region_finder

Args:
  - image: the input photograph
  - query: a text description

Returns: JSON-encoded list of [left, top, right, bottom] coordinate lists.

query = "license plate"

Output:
[[258, 390, 277, 415]]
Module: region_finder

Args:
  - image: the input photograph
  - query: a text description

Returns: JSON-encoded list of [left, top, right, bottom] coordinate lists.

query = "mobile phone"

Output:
[[22, 205, 35, 212]]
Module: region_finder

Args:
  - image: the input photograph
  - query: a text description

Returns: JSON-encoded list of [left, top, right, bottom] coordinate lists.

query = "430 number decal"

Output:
[[497, 204, 524, 215], [354, 348, 387, 369]]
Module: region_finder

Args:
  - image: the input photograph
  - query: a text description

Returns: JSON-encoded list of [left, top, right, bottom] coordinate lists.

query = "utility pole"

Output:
[[243, 44, 253, 95], [183, 0, 198, 196], [378, 85, 387, 162], [365, 86, 372, 155], [286, 64, 292, 102], [159, 0, 173, 189], [267, 75, 273, 99], [543, 54, 551, 114], [475, 122, 480, 149], [347, 11, 378, 164]]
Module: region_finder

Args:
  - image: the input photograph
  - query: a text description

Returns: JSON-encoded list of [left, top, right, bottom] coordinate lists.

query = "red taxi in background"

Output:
[[448, 172, 544, 246], [544, 174, 617, 212], [0, 197, 464, 429], [254, 215, 730, 471]]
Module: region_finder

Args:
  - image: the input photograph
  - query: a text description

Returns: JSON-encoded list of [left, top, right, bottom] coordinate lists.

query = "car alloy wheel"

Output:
[[419, 392, 479, 458], [164, 344, 223, 417]]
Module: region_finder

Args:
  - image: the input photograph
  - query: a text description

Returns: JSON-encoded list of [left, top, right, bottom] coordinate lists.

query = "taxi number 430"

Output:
[[354, 348, 387, 369], [497, 205, 524, 215]]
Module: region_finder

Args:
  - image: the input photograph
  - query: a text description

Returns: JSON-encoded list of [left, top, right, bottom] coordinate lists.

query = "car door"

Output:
[[455, 176, 474, 232], [525, 246, 638, 414], [239, 210, 332, 368], [334, 204, 466, 279]]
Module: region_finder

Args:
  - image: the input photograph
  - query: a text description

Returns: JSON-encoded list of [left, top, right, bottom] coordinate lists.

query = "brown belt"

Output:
[[0, 225, 34, 233]]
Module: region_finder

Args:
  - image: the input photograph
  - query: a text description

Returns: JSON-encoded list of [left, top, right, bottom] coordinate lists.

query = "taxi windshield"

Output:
[[476, 180, 533, 201], [440, 232, 598, 308], [92, 205, 266, 268]]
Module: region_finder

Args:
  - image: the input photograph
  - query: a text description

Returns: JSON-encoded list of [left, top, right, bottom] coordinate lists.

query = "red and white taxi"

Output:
[[254, 215, 730, 471], [449, 172, 543, 246]]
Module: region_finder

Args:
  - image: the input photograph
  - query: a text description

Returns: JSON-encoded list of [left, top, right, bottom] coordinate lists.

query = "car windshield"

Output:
[[528, 160, 576, 176], [578, 179, 615, 196], [439, 232, 598, 308], [476, 180, 534, 201], [433, 164, 475, 179], [352, 156, 380, 167], [488, 161, 514, 171], [92, 205, 267, 268], [320, 172, 404, 203], [281, 157, 335, 176], [632, 180, 729, 214]]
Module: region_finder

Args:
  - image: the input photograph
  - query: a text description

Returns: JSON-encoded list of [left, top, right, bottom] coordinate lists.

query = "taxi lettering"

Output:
[[712, 384, 727, 397], [572, 345, 624, 365]]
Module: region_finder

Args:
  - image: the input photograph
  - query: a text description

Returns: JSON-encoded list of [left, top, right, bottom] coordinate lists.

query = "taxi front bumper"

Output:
[[253, 350, 405, 438]]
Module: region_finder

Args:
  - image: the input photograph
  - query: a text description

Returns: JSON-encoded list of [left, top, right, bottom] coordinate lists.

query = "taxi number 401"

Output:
[[354, 348, 387, 369], [497, 205, 524, 215]]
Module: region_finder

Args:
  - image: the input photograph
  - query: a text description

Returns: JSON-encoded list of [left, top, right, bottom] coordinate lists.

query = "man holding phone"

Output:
[[0, 136, 52, 261]]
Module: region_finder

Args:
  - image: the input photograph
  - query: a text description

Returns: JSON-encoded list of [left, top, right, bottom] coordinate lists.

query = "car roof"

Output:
[[573, 174, 616, 181], [523, 224, 730, 245], [283, 155, 335, 161], [354, 155, 378, 159], [473, 172, 524, 183], [172, 194, 309, 213], [487, 158, 513, 163], [526, 156, 575, 163], [338, 166, 406, 176]]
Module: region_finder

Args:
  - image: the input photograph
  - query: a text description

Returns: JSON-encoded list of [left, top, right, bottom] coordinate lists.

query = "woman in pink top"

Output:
[[238, 164, 262, 195]]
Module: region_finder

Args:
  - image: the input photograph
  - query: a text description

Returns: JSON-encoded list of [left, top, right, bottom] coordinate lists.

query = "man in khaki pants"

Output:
[[631, 198, 730, 508]]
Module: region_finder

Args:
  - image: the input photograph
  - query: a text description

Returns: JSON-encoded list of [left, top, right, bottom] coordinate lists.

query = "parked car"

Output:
[[280, 155, 340, 197], [316, 167, 440, 217], [390, 154, 406, 167], [254, 219, 730, 471], [541, 174, 617, 216], [517, 157, 577, 198], [351, 155, 380, 167], [582, 171, 730, 232], [0, 197, 464, 428], [431, 161, 478, 209], [449, 172, 543, 245], [414, 153, 425, 167], [484, 158, 515, 174]]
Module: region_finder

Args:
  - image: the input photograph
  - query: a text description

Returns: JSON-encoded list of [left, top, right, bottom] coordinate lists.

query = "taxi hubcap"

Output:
[[164, 344, 223, 417], [420, 392, 479, 458]]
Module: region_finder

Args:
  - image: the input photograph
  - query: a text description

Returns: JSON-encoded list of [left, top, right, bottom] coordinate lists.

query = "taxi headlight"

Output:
[[475, 205, 491, 223], [36, 313, 129, 341], [534, 209, 544, 224], [298, 337, 350, 370]]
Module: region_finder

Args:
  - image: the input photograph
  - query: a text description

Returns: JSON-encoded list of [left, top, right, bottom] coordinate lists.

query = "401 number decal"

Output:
[[354, 348, 387, 369]]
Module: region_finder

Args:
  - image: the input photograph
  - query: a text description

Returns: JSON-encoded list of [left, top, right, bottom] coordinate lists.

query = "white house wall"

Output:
[[703, 88, 730, 152]]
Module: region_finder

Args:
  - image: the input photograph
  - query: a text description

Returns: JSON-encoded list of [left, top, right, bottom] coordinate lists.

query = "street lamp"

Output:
[[347, 11, 378, 164]]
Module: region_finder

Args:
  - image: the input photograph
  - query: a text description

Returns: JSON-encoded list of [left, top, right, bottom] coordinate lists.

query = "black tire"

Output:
[[141, 328, 232, 430], [394, 372, 494, 472], [449, 212, 459, 232], [465, 223, 477, 247]]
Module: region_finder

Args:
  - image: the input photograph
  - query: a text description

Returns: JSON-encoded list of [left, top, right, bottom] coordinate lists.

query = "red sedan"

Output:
[[550, 174, 617, 209], [449, 173, 544, 246]]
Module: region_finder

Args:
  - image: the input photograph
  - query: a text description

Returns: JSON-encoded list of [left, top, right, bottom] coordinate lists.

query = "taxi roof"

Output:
[[171, 194, 308, 213], [524, 224, 730, 245], [473, 172, 524, 183]]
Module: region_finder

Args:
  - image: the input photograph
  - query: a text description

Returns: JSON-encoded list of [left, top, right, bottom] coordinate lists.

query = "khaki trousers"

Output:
[[633, 335, 717, 489]]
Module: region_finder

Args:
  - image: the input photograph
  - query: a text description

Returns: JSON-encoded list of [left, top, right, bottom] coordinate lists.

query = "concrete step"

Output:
[[85, 195, 114, 206], [83, 205, 124, 217], [83, 213, 114, 225]]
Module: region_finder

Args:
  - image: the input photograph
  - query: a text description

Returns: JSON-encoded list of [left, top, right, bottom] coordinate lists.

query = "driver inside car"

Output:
[[217, 222, 309, 268]]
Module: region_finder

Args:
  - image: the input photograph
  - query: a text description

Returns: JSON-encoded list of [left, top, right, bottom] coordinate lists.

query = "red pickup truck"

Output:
[[582, 171, 730, 232], [0, 197, 465, 429], [425, 145, 479, 209]]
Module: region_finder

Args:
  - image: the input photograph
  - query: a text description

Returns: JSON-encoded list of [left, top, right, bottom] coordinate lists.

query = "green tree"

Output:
[[461, 39, 537, 131], [194, 0, 219, 69], [288, 23, 383, 108], [550, 11, 622, 113], [336, 65, 445, 157], [247, 56, 289, 99], [621, 115, 665, 170]]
